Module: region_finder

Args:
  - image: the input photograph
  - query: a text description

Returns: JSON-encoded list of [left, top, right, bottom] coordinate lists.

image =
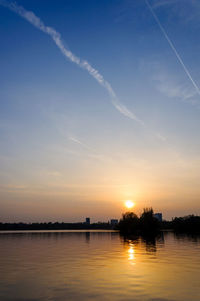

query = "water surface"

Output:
[[0, 230, 199, 301]]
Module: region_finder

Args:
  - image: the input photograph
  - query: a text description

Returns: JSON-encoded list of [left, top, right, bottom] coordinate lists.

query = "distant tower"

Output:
[[154, 213, 162, 222], [85, 217, 90, 224]]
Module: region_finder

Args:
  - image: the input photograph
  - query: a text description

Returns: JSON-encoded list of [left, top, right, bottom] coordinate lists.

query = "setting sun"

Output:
[[125, 200, 135, 209]]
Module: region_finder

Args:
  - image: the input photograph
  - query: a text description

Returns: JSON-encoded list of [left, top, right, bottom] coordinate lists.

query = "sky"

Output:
[[0, 0, 200, 222]]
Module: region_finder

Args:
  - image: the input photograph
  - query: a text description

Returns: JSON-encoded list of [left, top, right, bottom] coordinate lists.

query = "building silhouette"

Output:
[[85, 217, 90, 224]]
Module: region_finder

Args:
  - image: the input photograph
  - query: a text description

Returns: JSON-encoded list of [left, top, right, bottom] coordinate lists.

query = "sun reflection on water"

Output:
[[128, 242, 135, 264]]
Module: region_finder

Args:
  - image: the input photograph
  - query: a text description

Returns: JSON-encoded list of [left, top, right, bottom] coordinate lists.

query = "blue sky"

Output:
[[0, 0, 200, 222]]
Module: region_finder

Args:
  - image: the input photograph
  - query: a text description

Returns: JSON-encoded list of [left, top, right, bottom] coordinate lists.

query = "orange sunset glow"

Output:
[[125, 200, 135, 209]]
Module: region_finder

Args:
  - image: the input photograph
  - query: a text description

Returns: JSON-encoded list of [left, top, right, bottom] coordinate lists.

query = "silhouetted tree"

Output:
[[118, 208, 160, 235], [140, 208, 160, 234], [118, 212, 140, 235], [172, 215, 200, 233]]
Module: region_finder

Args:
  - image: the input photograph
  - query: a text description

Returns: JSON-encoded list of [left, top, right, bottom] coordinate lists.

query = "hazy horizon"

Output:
[[1, 0, 200, 222]]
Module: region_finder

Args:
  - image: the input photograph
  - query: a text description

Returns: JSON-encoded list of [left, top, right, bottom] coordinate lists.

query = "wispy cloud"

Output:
[[46, 171, 61, 177], [111, 98, 145, 125], [0, 0, 143, 125], [141, 59, 199, 105], [152, 0, 200, 27], [152, 0, 180, 9], [67, 135, 116, 162], [153, 71, 198, 105], [68, 136, 95, 152], [146, 0, 200, 97], [0, 184, 28, 191]]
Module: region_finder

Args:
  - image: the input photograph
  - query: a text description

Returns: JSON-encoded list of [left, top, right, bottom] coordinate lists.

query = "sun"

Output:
[[125, 200, 135, 209]]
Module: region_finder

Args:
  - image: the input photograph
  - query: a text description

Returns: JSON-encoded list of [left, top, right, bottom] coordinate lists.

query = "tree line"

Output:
[[1, 209, 200, 233], [117, 208, 200, 235], [0, 222, 112, 231]]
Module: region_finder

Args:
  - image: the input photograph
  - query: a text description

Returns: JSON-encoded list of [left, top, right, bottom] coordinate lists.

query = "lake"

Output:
[[0, 230, 199, 301]]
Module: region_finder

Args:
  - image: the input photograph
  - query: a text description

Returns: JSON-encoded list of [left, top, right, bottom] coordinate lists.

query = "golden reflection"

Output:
[[121, 237, 140, 265], [127, 241, 136, 264]]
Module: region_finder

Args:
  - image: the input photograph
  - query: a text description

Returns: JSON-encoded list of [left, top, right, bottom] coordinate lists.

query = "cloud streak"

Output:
[[67, 136, 112, 163], [0, 0, 143, 124], [68, 136, 94, 152], [150, 64, 199, 104], [156, 76, 198, 104], [146, 0, 200, 97]]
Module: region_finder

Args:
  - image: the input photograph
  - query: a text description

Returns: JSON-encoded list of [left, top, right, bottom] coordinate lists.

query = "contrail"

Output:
[[68, 136, 94, 152], [0, 0, 144, 125], [145, 0, 200, 96]]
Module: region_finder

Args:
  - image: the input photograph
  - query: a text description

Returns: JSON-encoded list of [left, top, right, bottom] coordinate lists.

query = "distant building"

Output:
[[110, 219, 118, 225], [85, 217, 90, 224], [154, 213, 162, 222]]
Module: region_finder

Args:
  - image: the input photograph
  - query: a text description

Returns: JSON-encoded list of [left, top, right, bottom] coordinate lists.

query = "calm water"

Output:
[[0, 230, 200, 301]]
